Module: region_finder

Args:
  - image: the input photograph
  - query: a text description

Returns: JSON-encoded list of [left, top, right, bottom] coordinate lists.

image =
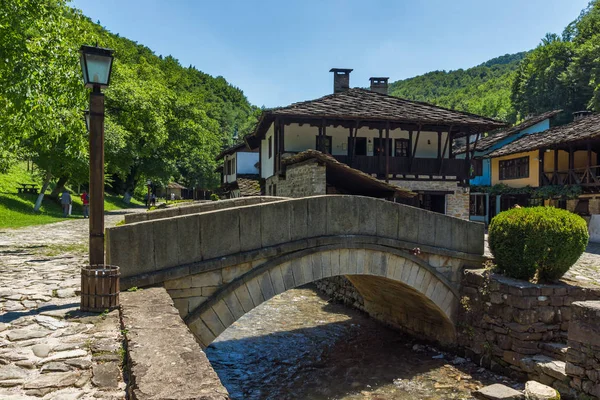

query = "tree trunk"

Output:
[[33, 169, 52, 212], [122, 166, 138, 204], [49, 175, 69, 199]]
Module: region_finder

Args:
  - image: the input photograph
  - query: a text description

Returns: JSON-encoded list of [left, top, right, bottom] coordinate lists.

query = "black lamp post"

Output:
[[79, 45, 114, 267]]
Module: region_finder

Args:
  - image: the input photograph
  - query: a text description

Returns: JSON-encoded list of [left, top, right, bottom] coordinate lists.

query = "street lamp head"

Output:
[[79, 45, 114, 89], [83, 110, 90, 132]]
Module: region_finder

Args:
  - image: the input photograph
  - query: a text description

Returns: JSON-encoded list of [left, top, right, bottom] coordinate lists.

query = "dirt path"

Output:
[[0, 210, 142, 399]]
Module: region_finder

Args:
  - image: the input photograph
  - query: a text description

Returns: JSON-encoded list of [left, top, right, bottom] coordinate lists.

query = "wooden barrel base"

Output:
[[81, 265, 120, 313]]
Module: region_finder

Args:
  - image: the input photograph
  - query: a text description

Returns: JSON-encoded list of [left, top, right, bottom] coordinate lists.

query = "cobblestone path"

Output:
[[0, 211, 141, 400]]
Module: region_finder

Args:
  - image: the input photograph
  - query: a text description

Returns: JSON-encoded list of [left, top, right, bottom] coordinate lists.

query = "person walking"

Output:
[[151, 193, 156, 207], [60, 189, 72, 218], [80, 190, 89, 218]]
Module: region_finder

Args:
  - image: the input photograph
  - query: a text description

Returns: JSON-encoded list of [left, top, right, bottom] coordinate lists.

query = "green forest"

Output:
[[389, 0, 600, 126], [0, 0, 259, 203], [1, 0, 600, 207]]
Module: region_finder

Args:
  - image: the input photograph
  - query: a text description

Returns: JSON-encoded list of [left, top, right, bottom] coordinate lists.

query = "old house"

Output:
[[486, 111, 600, 237], [245, 69, 506, 219], [216, 142, 260, 199], [456, 110, 562, 224]]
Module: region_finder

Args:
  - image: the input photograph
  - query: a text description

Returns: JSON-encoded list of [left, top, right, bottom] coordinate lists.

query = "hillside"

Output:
[[389, 52, 528, 123]]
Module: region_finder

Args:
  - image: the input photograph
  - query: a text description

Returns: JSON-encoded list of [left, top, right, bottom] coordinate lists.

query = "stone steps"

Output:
[[539, 342, 568, 361], [519, 354, 573, 396]]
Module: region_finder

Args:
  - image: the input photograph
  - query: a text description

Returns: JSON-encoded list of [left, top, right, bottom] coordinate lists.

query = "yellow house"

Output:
[[486, 111, 600, 216]]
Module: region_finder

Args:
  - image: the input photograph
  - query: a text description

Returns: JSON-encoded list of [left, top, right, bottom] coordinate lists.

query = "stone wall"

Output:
[[314, 276, 365, 311], [266, 159, 326, 198], [120, 288, 229, 400], [459, 269, 600, 398], [566, 301, 600, 398], [389, 179, 470, 220]]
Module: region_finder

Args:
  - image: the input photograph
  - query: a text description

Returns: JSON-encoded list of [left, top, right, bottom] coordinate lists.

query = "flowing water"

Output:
[[205, 285, 516, 400]]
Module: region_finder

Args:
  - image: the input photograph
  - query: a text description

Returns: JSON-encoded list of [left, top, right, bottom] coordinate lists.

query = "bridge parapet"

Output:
[[124, 196, 285, 224], [108, 195, 484, 281]]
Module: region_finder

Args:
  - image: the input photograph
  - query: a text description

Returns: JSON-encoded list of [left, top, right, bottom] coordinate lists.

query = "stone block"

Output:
[[245, 278, 265, 307], [307, 196, 327, 237], [398, 205, 419, 243], [269, 266, 286, 295], [569, 301, 600, 347], [311, 253, 323, 280], [354, 196, 377, 235], [167, 287, 204, 299], [467, 221, 485, 255], [212, 301, 235, 329], [106, 223, 155, 279], [233, 285, 254, 313], [376, 200, 399, 239], [327, 196, 360, 235], [188, 296, 207, 313], [321, 251, 332, 278], [152, 218, 180, 270], [417, 210, 436, 247], [222, 263, 252, 284], [433, 213, 453, 250], [340, 248, 354, 275], [301, 255, 315, 283], [329, 250, 341, 277], [222, 292, 245, 320], [258, 272, 276, 301], [279, 261, 295, 289], [191, 270, 222, 288], [289, 198, 309, 241], [189, 319, 215, 347], [290, 258, 306, 286], [261, 201, 291, 247], [524, 380, 559, 400], [450, 218, 470, 254], [238, 205, 262, 252], [164, 277, 192, 290], [355, 249, 366, 274], [472, 383, 524, 399], [200, 308, 226, 338], [200, 209, 240, 260], [176, 214, 202, 265]]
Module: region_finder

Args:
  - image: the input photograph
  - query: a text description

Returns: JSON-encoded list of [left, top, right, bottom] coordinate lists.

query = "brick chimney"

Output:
[[330, 68, 353, 93], [369, 77, 389, 95], [573, 110, 592, 121]]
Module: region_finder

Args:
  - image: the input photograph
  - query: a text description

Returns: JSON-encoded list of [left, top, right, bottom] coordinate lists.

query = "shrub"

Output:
[[210, 193, 220, 201], [488, 206, 588, 282]]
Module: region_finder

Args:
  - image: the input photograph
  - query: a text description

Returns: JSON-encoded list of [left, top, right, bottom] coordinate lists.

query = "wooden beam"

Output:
[[378, 128, 383, 175], [322, 120, 327, 153], [279, 120, 285, 173], [274, 119, 280, 174], [554, 148, 559, 184], [385, 121, 390, 183], [409, 125, 422, 172], [588, 141, 592, 184], [569, 145, 574, 184], [438, 126, 452, 175], [539, 149, 545, 186], [437, 131, 442, 159]]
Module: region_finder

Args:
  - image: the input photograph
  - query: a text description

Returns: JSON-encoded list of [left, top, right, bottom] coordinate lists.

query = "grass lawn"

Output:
[[0, 162, 144, 229]]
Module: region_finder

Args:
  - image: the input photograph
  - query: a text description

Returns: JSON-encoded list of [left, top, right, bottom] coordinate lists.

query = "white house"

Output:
[[216, 143, 260, 198]]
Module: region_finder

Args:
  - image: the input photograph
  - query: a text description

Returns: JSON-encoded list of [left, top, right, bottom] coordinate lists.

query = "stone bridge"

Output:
[[106, 196, 484, 346]]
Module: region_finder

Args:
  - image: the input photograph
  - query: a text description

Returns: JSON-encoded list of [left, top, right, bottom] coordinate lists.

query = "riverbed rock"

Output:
[[524, 381, 560, 400], [473, 384, 525, 400]]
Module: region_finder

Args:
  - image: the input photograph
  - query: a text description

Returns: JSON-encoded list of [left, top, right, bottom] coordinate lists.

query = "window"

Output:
[[471, 159, 483, 177], [499, 156, 529, 180], [373, 138, 392, 156], [232, 158, 236, 174], [470, 194, 487, 216], [348, 137, 367, 156], [315, 135, 332, 154], [394, 139, 410, 157], [268, 137, 272, 159], [226, 159, 232, 175]]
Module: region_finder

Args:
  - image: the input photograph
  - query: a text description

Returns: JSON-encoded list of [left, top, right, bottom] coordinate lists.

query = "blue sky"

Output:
[[71, 0, 589, 108]]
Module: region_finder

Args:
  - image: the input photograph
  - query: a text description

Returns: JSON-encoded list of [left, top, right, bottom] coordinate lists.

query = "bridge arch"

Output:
[[184, 244, 460, 347]]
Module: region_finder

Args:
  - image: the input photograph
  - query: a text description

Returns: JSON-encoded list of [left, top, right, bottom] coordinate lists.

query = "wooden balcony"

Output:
[[542, 165, 600, 187], [332, 155, 467, 180]]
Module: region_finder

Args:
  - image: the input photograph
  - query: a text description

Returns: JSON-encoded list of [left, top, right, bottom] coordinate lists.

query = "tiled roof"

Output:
[[282, 150, 415, 198], [166, 182, 187, 189], [216, 142, 249, 161], [455, 110, 562, 154], [487, 113, 600, 158], [247, 89, 506, 146]]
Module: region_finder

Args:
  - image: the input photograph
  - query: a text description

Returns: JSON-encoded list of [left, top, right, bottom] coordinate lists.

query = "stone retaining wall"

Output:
[[120, 287, 228, 400], [314, 276, 365, 311], [272, 159, 327, 198], [566, 301, 600, 398], [459, 269, 600, 398]]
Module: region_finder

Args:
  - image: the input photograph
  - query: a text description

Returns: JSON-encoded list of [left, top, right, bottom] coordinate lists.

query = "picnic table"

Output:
[[17, 183, 39, 194]]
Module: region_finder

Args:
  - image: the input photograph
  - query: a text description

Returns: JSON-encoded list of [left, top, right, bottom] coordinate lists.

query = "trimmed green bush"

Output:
[[488, 206, 588, 282]]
